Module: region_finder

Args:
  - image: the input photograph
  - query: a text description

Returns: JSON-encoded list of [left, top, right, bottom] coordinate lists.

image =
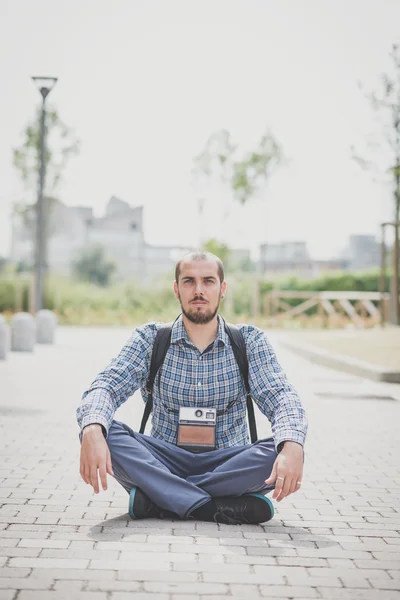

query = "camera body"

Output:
[[177, 407, 217, 453]]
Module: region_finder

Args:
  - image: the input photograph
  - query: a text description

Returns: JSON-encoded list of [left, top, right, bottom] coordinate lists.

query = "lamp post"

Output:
[[31, 76, 57, 312]]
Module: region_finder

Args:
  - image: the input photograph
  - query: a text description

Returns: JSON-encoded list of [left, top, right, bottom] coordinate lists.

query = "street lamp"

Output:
[[31, 76, 58, 312]]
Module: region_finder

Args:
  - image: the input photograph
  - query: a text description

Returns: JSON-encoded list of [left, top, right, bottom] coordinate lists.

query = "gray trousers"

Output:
[[107, 420, 277, 519]]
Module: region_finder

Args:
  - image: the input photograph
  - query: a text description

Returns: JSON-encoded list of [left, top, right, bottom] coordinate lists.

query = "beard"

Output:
[[179, 294, 221, 324]]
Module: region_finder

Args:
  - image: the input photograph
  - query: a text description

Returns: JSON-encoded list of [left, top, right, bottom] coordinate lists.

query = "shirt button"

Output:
[[198, 382, 202, 387]]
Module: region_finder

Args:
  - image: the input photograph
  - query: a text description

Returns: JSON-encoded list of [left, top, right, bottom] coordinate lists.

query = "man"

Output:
[[77, 251, 307, 525]]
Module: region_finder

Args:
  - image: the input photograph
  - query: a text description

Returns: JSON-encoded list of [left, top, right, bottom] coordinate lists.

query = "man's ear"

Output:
[[221, 281, 227, 298], [173, 281, 179, 300]]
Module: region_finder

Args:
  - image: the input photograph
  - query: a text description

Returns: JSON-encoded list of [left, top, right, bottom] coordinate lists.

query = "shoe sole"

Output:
[[128, 487, 137, 519], [248, 493, 274, 522]]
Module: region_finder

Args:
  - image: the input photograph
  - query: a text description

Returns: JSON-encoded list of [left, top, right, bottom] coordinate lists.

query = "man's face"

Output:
[[174, 259, 226, 325]]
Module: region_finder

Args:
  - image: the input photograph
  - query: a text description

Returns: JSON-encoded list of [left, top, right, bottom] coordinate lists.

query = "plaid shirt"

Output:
[[77, 316, 308, 450]]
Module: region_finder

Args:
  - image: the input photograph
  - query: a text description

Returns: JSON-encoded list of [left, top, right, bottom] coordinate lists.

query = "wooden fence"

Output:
[[261, 290, 389, 327]]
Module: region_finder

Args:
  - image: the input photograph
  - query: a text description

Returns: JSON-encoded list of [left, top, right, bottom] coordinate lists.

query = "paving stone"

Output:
[[316, 589, 400, 599], [170, 543, 246, 555], [203, 571, 285, 584], [0, 579, 53, 590], [173, 562, 251, 573], [17, 593, 108, 600], [144, 582, 229, 594], [259, 585, 319, 597], [52, 581, 84, 592], [117, 570, 197, 582], [110, 594, 169, 600], [0, 591, 17, 600], [86, 581, 142, 592], [0, 548, 40, 558], [28, 569, 116, 581], [0, 569, 31, 578]]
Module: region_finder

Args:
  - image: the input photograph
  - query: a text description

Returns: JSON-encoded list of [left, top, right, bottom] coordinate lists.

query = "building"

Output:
[[343, 234, 381, 270], [259, 241, 312, 275], [258, 241, 348, 277], [10, 196, 249, 282]]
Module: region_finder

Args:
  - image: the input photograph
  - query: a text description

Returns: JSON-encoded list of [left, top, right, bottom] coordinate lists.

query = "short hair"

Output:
[[175, 251, 225, 283]]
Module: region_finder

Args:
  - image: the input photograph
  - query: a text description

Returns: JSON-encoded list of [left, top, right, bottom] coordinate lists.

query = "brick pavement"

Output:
[[0, 326, 399, 600]]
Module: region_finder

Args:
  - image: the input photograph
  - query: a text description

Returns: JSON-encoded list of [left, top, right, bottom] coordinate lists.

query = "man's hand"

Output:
[[80, 424, 114, 494], [265, 441, 304, 502]]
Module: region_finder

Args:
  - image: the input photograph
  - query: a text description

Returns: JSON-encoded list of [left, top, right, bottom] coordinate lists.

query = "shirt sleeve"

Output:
[[246, 327, 308, 451], [76, 323, 158, 436]]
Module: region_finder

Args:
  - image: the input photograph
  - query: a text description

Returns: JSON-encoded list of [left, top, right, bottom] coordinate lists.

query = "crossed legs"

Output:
[[106, 420, 277, 519]]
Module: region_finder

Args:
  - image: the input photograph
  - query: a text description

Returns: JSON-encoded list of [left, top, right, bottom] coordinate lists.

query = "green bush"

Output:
[[0, 269, 391, 325], [259, 270, 390, 294]]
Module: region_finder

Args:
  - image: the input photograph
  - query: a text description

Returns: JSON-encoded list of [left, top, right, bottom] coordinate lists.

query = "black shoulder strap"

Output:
[[139, 325, 172, 434], [224, 323, 258, 443]]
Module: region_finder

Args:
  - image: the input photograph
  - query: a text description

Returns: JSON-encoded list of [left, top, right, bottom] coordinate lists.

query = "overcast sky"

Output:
[[1, 0, 399, 260]]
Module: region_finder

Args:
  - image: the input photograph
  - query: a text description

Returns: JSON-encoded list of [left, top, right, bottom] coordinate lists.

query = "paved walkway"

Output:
[[1, 326, 400, 600]]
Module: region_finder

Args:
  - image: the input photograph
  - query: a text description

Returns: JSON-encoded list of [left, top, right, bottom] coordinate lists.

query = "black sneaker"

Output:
[[212, 493, 274, 525], [128, 487, 179, 520]]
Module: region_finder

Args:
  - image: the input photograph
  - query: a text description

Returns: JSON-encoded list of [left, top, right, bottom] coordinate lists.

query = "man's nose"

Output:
[[194, 281, 204, 295]]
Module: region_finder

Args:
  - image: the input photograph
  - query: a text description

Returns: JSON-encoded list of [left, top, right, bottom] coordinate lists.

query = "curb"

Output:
[[279, 337, 400, 383]]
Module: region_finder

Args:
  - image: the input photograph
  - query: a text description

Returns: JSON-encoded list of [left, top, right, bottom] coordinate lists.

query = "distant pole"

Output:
[[379, 223, 387, 327], [197, 198, 205, 248], [393, 220, 400, 325], [31, 76, 57, 312], [381, 220, 400, 326]]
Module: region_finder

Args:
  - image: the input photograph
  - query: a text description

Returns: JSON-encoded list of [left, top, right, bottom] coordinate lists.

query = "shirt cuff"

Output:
[[80, 414, 111, 438], [274, 429, 306, 453]]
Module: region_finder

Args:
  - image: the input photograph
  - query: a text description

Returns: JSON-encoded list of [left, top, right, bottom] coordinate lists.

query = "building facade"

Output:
[[10, 196, 249, 282]]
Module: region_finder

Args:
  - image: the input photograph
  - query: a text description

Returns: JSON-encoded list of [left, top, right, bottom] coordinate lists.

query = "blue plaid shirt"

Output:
[[77, 316, 308, 450]]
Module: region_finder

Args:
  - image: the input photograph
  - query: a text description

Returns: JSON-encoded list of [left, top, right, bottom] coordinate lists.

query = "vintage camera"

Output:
[[177, 407, 217, 453]]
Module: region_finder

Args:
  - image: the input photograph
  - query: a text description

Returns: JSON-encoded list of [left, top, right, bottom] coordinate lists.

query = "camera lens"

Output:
[[195, 409, 203, 418]]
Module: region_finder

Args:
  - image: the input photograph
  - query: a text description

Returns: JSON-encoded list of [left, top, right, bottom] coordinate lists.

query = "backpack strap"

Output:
[[139, 325, 172, 434], [139, 319, 258, 444], [224, 322, 258, 443]]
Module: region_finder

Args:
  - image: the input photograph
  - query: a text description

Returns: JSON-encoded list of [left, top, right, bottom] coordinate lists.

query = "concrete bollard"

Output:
[[0, 315, 10, 359], [11, 312, 36, 352], [36, 309, 57, 344]]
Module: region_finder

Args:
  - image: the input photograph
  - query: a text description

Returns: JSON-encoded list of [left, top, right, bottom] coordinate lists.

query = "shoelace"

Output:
[[213, 501, 251, 525]]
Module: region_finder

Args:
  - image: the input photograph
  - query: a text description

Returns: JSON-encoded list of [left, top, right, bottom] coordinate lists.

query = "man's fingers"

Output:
[[106, 451, 114, 477], [84, 463, 91, 485], [272, 476, 284, 500], [292, 473, 303, 495], [276, 477, 292, 502], [99, 466, 108, 491], [265, 460, 277, 485], [89, 465, 100, 494], [287, 477, 298, 497], [79, 458, 87, 484]]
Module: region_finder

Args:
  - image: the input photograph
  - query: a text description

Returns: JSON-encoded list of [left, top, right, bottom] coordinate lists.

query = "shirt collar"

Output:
[[171, 314, 229, 347]]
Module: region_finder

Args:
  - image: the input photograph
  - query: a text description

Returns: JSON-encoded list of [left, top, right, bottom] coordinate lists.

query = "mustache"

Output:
[[191, 296, 208, 303]]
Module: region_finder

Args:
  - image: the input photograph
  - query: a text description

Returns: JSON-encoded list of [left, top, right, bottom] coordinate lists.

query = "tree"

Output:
[[0, 257, 8, 273], [13, 107, 80, 195], [72, 245, 117, 287], [193, 128, 283, 208], [352, 43, 400, 324], [12, 107, 80, 264], [202, 238, 231, 265], [192, 128, 284, 270]]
